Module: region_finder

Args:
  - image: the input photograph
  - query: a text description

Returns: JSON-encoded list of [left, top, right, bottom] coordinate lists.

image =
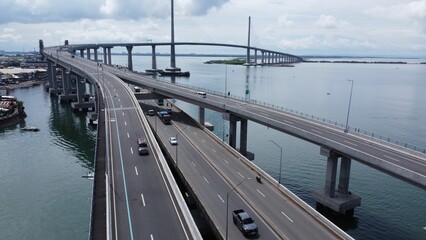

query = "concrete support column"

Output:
[[151, 45, 157, 70], [338, 157, 352, 194], [107, 48, 112, 65], [240, 118, 248, 155], [261, 51, 265, 65], [199, 106, 205, 126], [94, 48, 98, 62], [61, 67, 68, 95], [76, 77, 85, 104], [103, 47, 107, 64], [64, 69, 70, 95], [87, 48, 91, 60], [324, 153, 338, 198], [51, 63, 57, 89], [229, 114, 238, 148], [254, 50, 258, 65], [126, 45, 133, 71], [47, 61, 53, 89], [80, 49, 85, 58], [268, 52, 271, 64]]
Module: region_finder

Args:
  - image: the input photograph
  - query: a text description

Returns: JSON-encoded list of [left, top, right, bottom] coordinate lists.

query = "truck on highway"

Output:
[[232, 209, 258, 237], [157, 111, 171, 124]]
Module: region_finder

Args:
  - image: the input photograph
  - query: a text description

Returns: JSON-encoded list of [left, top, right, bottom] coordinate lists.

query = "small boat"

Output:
[[21, 126, 39, 132], [158, 70, 190, 77]]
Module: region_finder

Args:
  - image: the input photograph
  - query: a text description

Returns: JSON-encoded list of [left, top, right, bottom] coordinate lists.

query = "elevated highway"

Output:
[[43, 47, 201, 239]]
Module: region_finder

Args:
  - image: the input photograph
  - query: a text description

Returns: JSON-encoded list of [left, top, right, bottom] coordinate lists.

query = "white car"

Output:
[[169, 136, 178, 145]]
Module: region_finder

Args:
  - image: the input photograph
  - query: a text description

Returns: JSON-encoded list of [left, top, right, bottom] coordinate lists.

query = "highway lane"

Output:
[[140, 100, 343, 239], [44, 48, 197, 240], [100, 71, 191, 240]]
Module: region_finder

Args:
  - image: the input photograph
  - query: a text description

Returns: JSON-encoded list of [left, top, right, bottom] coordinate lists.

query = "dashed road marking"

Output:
[[141, 194, 146, 206], [223, 158, 229, 164], [344, 140, 358, 147], [130, 147, 133, 155], [237, 172, 244, 178], [257, 189, 266, 198], [135, 166, 139, 176], [384, 154, 400, 162], [218, 194, 225, 203], [282, 211, 294, 222], [203, 176, 209, 184]]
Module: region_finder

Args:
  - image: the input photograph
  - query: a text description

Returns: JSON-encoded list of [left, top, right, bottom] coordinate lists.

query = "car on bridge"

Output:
[[137, 138, 149, 155], [147, 109, 155, 116], [169, 136, 177, 145], [195, 91, 207, 98], [232, 209, 258, 237]]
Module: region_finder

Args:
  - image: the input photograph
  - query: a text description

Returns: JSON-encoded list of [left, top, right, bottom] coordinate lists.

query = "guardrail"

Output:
[[154, 77, 426, 155]]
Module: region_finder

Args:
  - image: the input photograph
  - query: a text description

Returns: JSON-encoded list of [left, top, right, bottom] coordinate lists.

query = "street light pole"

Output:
[[345, 79, 354, 133], [269, 140, 283, 184], [175, 134, 178, 166], [225, 178, 252, 240]]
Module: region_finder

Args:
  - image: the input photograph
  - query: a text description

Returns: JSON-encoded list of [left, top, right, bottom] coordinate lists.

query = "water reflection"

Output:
[[49, 96, 96, 170]]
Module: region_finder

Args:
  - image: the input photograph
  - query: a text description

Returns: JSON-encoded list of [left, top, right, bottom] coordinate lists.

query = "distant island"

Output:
[[204, 58, 246, 65]]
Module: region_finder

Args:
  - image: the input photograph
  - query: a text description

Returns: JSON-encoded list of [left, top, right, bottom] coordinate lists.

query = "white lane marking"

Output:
[[127, 132, 130, 138], [130, 147, 134, 155], [223, 158, 229, 164], [384, 155, 400, 162], [191, 161, 196, 167], [135, 166, 139, 176], [150, 234, 154, 240], [124, 121, 127, 126], [201, 139, 206, 143], [218, 194, 225, 203], [283, 120, 294, 125], [344, 140, 358, 147], [311, 129, 323, 135], [203, 176, 210, 184], [282, 211, 294, 222], [118, 98, 121, 102], [257, 189, 266, 198], [120, 104, 123, 108], [237, 172, 244, 178], [122, 112, 124, 116], [194, 132, 198, 136], [141, 194, 146, 206], [211, 148, 216, 152]]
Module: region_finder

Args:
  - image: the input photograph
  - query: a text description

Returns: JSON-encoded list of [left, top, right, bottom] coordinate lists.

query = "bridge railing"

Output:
[[156, 77, 426, 155]]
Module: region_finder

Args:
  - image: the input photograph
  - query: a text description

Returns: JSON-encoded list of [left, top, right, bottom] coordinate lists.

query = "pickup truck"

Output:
[[232, 209, 258, 237]]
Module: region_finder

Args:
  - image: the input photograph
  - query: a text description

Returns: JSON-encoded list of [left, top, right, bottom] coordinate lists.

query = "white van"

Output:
[[196, 91, 207, 98]]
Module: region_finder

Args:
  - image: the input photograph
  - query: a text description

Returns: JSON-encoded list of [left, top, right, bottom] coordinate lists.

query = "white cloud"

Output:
[[364, 0, 426, 20], [315, 15, 348, 29], [100, 0, 118, 16], [0, 0, 424, 56]]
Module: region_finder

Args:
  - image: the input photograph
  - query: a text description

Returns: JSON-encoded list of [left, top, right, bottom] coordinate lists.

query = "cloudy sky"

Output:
[[0, 0, 425, 57]]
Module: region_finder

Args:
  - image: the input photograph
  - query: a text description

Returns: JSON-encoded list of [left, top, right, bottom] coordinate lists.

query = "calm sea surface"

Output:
[[1, 55, 425, 239]]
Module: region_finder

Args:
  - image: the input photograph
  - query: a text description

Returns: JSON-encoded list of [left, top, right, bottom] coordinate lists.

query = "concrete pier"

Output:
[[126, 45, 133, 71], [313, 147, 361, 215]]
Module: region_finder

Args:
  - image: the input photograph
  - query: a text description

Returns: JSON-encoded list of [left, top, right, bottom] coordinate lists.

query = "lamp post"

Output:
[[344, 79, 354, 133], [269, 140, 283, 184], [225, 178, 252, 240], [175, 134, 178, 166], [224, 64, 228, 98]]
